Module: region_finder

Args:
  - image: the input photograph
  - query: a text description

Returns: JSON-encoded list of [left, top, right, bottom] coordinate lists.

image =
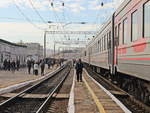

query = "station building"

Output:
[[25, 43, 43, 62], [0, 39, 27, 68], [0, 39, 43, 69]]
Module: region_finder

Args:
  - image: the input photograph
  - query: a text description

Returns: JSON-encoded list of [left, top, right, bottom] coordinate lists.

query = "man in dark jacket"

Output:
[[11, 60, 16, 73], [40, 59, 45, 76], [16, 60, 20, 71], [27, 60, 32, 74], [75, 59, 83, 82]]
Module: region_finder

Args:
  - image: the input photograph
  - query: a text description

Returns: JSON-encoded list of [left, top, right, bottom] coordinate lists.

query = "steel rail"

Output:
[[0, 63, 69, 111], [36, 66, 71, 113]]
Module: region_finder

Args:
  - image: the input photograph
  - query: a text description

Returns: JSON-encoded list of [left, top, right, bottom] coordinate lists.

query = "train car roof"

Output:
[[88, 17, 112, 46], [87, 0, 131, 47], [115, 0, 131, 16], [0, 39, 27, 48]]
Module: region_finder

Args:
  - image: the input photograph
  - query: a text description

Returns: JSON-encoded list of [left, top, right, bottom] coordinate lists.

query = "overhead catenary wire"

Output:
[[48, 0, 88, 47], [0, 17, 48, 23], [49, 1, 70, 41], [12, 0, 46, 31], [28, 0, 49, 26], [93, 0, 104, 31], [52, 1, 80, 45], [61, 1, 78, 43]]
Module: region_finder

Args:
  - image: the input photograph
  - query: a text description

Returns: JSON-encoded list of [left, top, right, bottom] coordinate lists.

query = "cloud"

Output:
[[88, 0, 102, 6], [0, 0, 51, 11], [90, 0, 124, 10], [0, 22, 98, 46], [67, 3, 86, 13], [0, 0, 12, 8]]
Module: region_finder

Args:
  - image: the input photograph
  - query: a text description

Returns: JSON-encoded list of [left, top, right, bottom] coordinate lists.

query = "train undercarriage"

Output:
[[84, 62, 150, 106]]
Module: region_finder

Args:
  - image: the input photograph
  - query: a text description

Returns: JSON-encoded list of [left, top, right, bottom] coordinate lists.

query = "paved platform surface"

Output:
[[0, 65, 58, 89], [74, 70, 126, 113]]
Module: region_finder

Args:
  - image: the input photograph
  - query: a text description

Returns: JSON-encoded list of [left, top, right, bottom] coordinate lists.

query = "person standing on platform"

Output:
[[8, 60, 11, 71], [40, 59, 45, 76], [3, 59, 7, 70], [34, 62, 39, 75], [75, 59, 83, 82], [16, 59, 20, 71], [11, 60, 16, 73], [27, 60, 32, 74], [47, 60, 51, 69], [31, 60, 35, 75]]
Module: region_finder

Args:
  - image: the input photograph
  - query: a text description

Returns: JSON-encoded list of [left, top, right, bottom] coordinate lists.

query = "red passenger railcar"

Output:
[[82, 0, 150, 103]]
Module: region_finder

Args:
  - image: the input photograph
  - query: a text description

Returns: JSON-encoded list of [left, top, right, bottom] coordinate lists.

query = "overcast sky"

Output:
[[0, 0, 124, 49]]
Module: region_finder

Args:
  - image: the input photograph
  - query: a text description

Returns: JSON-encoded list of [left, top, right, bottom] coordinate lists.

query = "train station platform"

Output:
[[68, 69, 131, 113], [0, 65, 58, 94]]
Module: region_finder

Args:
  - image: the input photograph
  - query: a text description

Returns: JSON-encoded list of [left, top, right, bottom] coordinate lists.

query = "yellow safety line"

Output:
[[83, 76, 106, 113]]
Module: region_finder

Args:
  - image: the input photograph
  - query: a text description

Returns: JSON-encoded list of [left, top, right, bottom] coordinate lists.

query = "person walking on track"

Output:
[[75, 59, 83, 82]]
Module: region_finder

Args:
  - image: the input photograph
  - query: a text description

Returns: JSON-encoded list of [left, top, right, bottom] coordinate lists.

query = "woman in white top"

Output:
[[34, 62, 39, 75]]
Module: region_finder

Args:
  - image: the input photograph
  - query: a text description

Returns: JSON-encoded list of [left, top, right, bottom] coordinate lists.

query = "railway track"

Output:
[[0, 62, 71, 113], [44, 69, 74, 113], [85, 65, 150, 113]]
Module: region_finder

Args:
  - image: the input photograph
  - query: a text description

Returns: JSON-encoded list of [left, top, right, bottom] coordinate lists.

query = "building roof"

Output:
[[0, 39, 27, 48]]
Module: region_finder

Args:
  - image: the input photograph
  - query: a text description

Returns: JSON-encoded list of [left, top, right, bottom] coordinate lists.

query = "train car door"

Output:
[[108, 31, 114, 74], [114, 25, 119, 71], [108, 32, 111, 67], [88, 48, 91, 65], [109, 13, 115, 75]]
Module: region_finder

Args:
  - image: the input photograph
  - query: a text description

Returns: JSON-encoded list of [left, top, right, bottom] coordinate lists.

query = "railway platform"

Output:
[[0, 65, 58, 95], [68, 69, 131, 113]]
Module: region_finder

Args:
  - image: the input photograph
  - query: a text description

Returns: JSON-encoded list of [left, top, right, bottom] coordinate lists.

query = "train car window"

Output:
[[108, 31, 111, 49], [102, 37, 104, 51], [101, 38, 103, 52], [123, 18, 128, 44], [131, 10, 139, 41], [107, 33, 109, 49], [144, 1, 150, 38], [100, 39, 101, 52], [105, 34, 107, 50], [103, 37, 104, 51], [104, 35, 106, 50], [115, 26, 118, 46], [98, 40, 100, 52], [96, 43, 97, 53], [97, 41, 99, 53], [118, 23, 121, 45], [115, 26, 118, 38], [106, 34, 107, 50], [95, 43, 96, 53], [96, 42, 98, 53]]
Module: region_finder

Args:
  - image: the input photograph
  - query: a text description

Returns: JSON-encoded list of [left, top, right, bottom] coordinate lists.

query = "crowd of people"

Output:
[[1, 57, 84, 80], [26, 59, 56, 76], [3, 59, 20, 73], [1, 58, 64, 76]]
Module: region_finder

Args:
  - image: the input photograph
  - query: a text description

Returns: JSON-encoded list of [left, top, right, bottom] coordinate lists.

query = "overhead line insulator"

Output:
[[62, 2, 64, 6], [51, 2, 53, 7]]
